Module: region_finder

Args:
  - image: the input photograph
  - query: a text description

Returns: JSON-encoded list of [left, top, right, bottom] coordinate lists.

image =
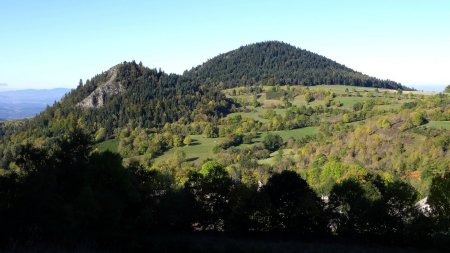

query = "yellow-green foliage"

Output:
[[303, 160, 369, 194], [293, 94, 450, 196]]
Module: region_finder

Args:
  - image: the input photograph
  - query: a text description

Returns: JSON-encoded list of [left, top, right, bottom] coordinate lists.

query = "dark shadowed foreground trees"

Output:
[[262, 171, 328, 235], [185, 161, 233, 231], [428, 173, 450, 236], [0, 130, 449, 250], [327, 176, 430, 243]]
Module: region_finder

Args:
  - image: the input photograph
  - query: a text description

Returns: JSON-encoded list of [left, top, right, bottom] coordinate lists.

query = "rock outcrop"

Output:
[[77, 67, 123, 108]]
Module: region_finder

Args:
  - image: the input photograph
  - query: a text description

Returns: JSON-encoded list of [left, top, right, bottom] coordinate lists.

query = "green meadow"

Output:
[[424, 121, 450, 130]]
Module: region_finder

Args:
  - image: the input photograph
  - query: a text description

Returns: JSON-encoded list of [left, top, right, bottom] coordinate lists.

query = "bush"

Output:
[[411, 112, 428, 126], [242, 132, 257, 144], [217, 134, 243, 150], [262, 133, 283, 152], [353, 102, 363, 111]]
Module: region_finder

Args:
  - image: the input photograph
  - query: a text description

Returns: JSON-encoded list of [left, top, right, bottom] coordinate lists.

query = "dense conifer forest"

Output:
[[185, 41, 406, 89]]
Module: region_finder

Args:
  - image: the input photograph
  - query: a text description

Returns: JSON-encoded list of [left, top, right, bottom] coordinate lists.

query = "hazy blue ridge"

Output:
[[0, 88, 70, 120]]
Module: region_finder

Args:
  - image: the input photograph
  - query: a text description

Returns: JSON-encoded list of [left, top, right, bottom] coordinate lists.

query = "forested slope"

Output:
[[18, 62, 233, 135], [186, 41, 406, 89]]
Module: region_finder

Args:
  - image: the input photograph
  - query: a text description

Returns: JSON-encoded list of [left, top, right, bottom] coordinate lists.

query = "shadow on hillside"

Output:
[[185, 157, 199, 162], [189, 139, 201, 146]]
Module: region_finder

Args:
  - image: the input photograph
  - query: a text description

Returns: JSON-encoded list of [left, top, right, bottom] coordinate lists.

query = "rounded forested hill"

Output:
[[40, 62, 233, 132], [185, 41, 406, 90]]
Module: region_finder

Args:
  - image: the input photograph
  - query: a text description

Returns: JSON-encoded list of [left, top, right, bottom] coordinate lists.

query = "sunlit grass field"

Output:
[[424, 121, 450, 130], [155, 135, 225, 163], [95, 139, 119, 153]]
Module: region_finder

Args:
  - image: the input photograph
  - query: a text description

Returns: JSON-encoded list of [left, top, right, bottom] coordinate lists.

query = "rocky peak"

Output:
[[77, 66, 123, 109]]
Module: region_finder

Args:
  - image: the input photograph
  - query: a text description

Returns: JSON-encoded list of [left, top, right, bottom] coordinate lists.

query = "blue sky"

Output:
[[1, 0, 449, 91]]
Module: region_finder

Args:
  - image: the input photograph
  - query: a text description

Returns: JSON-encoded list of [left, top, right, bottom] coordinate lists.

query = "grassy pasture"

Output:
[[155, 135, 225, 163], [95, 139, 119, 153], [255, 127, 318, 142], [226, 109, 268, 122], [258, 148, 298, 165], [424, 121, 450, 130], [155, 127, 318, 164], [256, 128, 318, 165], [225, 84, 435, 99], [225, 85, 432, 116]]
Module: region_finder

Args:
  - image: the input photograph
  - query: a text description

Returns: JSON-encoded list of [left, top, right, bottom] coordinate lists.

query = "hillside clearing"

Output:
[[95, 139, 119, 153], [155, 135, 225, 164], [424, 121, 450, 130]]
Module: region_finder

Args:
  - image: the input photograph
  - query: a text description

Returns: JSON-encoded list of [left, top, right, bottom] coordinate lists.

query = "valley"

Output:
[[0, 88, 70, 119], [0, 41, 448, 251], [3, 0, 450, 250]]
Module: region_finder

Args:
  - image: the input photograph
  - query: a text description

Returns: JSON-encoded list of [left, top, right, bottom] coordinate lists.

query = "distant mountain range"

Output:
[[0, 88, 70, 120]]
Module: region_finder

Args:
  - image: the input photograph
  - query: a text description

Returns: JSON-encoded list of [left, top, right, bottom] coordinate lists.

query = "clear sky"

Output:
[[1, 0, 449, 91]]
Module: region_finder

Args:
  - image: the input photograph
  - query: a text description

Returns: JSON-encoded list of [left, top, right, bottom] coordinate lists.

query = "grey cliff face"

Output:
[[77, 67, 124, 108]]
